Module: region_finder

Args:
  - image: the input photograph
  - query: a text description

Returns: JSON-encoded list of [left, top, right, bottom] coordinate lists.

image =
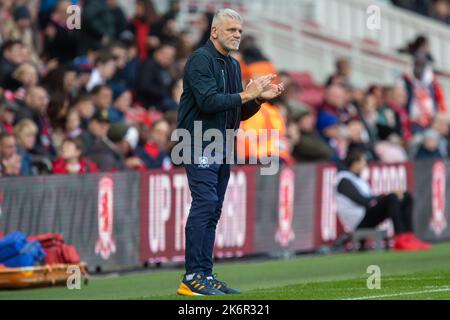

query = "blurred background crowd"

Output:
[[0, 0, 449, 177]]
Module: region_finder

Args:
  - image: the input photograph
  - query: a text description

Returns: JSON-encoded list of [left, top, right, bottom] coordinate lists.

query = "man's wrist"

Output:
[[255, 97, 265, 105]]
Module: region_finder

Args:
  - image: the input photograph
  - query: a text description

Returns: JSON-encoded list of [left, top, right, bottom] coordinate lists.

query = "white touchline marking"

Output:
[[343, 287, 450, 300]]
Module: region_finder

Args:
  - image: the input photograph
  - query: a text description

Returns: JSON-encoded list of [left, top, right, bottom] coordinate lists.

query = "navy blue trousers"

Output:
[[184, 162, 231, 275]]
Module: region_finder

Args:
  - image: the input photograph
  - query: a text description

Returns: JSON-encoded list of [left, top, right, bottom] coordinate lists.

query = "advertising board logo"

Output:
[[275, 167, 295, 247], [430, 161, 447, 237], [95, 177, 116, 260]]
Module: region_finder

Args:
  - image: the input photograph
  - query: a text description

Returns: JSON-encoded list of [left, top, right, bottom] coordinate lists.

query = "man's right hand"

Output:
[[240, 74, 276, 104]]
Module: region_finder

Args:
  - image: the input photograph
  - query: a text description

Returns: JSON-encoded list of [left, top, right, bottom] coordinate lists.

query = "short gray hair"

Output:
[[211, 8, 243, 28]]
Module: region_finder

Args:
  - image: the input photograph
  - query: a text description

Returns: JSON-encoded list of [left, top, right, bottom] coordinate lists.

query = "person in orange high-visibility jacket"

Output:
[[237, 101, 292, 164]]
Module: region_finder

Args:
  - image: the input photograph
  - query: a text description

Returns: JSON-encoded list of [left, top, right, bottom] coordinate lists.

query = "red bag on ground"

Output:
[[28, 234, 81, 265], [28, 234, 64, 248]]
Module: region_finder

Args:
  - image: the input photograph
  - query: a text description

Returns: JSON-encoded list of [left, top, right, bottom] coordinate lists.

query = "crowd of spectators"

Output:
[[0, 0, 449, 178], [391, 0, 450, 25]]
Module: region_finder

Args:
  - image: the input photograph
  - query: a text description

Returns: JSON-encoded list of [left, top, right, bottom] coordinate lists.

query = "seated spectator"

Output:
[[0, 40, 25, 86], [325, 57, 353, 88], [73, 94, 95, 129], [79, 0, 115, 54], [316, 110, 347, 161], [107, 0, 128, 40], [65, 109, 83, 139], [86, 52, 117, 92], [415, 128, 445, 160], [79, 109, 110, 154], [136, 43, 177, 111], [409, 113, 449, 159], [13, 118, 37, 175], [318, 84, 356, 125], [109, 84, 132, 123], [3, 62, 39, 96], [109, 41, 130, 87], [2, 5, 39, 64], [15, 86, 56, 159], [430, 0, 450, 24], [346, 119, 377, 161], [382, 84, 412, 143], [91, 84, 113, 121], [0, 132, 30, 176], [43, 0, 79, 64], [291, 107, 334, 163], [402, 53, 447, 133], [53, 137, 99, 174], [335, 149, 431, 251], [87, 123, 143, 171], [136, 119, 172, 170], [0, 93, 19, 134]]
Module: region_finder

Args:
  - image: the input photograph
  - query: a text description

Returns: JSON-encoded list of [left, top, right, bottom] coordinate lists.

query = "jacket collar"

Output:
[[205, 39, 228, 60]]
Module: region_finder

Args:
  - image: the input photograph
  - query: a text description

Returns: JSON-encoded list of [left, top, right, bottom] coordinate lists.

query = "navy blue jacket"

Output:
[[177, 40, 261, 138]]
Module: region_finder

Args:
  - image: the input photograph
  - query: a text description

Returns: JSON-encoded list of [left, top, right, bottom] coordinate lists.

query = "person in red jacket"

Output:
[[52, 137, 99, 174]]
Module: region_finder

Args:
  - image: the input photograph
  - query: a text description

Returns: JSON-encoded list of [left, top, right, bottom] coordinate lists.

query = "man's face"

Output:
[[212, 18, 242, 52], [112, 47, 128, 69], [89, 120, 110, 138], [4, 44, 25, 65], [0, 136, 17, 159], [99, 60, 117, 80], [155, 46, 176, 68], [27, 88, 49, 113], [93, 88, 113, 110]]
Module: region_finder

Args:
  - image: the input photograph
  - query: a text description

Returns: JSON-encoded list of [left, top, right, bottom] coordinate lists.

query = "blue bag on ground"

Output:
[[0, 232, 27, 262], [2, 241, 46, 268]]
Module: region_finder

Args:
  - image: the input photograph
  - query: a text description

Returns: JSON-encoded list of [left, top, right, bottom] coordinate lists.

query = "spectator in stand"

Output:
[[136, 42, 177, 111], [15, 86, 55, 159], [335, 148, 432, 251], [43, 0, 79, 64], [291, 107, 334, 163], [53, 137, 99, 174], [415, 128, 445, 160], [409, 113, 449, 159], [86, 122, 142, 172], [109, 84, 132, 124], [2, 62, 39, 94], [128, 0, 161, 61], [13, 118, 37, 174], [402, 52, 447, 133], [429, 0, 450, 24], [136, 119, 172, 170], [106, 0, 128, 40], [86, 52, 117, 92], [381, 84, 412, 143], [79, 0, 115, 54], [346, 119, 377, 161], [0, 132, 30, 176], [391, 0, 431, 16], [91, 84, 113, 121], [2, 5, 38, 64], [194, 12, 214, 50], [79, 109, 110, 155], [0, 40, 26, 86], [0, 92, 19, 134], [73, 94, 95, 130], [325, 57, 353, 88], [109, 41, 130, 88]]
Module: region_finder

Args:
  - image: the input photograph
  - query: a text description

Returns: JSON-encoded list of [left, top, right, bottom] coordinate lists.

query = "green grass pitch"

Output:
[[1, 244, 450, 300]]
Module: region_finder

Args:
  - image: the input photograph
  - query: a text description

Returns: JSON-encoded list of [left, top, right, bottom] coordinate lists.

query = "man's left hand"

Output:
[[259, 83, 285, 101]]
